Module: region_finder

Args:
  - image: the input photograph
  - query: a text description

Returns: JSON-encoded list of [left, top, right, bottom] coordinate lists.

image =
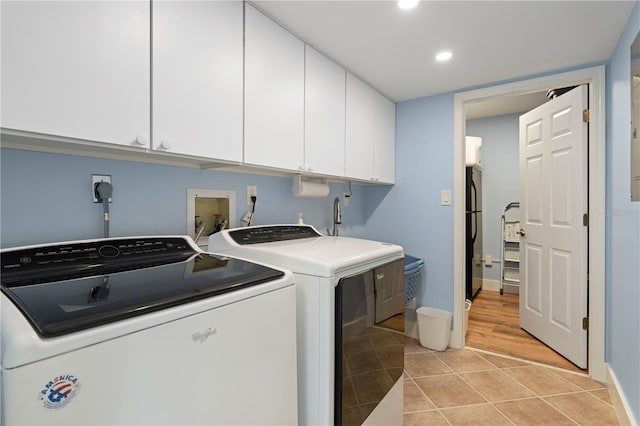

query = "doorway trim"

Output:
[[452, 65, 606, 382]]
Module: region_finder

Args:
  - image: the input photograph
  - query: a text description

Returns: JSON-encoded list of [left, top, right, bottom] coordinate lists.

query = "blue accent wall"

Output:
[[606, 1, 640, 420], [467, 114, 521, 283], [364, 93, 455, 312], [0, 148, 366, 248]]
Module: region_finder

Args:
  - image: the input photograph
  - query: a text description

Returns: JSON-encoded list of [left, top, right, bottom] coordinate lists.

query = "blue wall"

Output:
[[606, 1, 640, 420], [0, 148, 366, 248], [467, 114, 521, 282], [364, 93, 454, 312]]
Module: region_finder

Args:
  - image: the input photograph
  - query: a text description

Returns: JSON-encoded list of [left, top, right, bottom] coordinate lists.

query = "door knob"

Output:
[[516, 228, 526, 236]]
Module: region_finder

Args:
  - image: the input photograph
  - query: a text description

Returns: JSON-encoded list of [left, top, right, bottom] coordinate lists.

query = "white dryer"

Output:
[[208, 225, 405, 426], [1, 236, 297, 425]]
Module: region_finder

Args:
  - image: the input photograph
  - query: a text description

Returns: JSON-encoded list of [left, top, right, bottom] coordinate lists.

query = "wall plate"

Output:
[[92, 174, 112, 203], [247, 185, 257, 205]]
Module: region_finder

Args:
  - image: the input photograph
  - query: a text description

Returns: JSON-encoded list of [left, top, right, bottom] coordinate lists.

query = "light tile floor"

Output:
[[404, 338, 620, 425]]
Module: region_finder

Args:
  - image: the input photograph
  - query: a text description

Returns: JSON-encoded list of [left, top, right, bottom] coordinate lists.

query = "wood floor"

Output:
[[378, 313, 405, 333], [466, 290, 585, 373]]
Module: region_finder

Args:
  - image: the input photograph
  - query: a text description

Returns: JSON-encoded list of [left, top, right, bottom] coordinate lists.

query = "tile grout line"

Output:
[[405, 379, 575, 424], [406, 375, 457, 425], [535, 395, 583, 425], [478, 348, 613, 406], [405, 363, 455, 425], [453, 370, 517, 425], [409, 350, 509, 425], [453, 369, 493, 405], [484, 401, 518, 426], [542, 391, 622, 425], [463, 362, 582, 426], [406, 374, 439, 412], [483, 365, 586, 425], [404, 341, 618, 425], [587, 389, 617, 408]]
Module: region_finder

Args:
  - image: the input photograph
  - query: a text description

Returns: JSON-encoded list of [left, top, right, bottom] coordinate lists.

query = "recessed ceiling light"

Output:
[[398, 0, 419, 10], [436, 51, 453, 62]]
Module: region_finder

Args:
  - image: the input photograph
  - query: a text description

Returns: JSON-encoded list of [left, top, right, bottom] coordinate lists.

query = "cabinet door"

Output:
[[244, 4, 304, 170], [1, 1, 150, 147], [304, 46, 346, 176], [153, 1, 242, 161], [345, 73, 374, 181], [373, 91, 396, 184]]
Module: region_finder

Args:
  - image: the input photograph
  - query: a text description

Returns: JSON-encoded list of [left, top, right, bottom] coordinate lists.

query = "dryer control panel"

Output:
[[228, 225, 322, 245]]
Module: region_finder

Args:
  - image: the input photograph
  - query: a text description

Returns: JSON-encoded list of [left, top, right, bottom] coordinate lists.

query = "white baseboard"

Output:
[[607, 364, 637, 426], [482, 279, 501, 292], [481, 279, 520, 294]]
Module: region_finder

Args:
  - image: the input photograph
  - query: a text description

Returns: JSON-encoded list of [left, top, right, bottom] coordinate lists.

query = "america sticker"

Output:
[[38, 374, 80, 410]]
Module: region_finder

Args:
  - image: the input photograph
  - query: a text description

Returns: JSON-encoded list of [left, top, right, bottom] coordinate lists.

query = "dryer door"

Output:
[[374, 260, 405, 323], [335, 258, 404, 425]]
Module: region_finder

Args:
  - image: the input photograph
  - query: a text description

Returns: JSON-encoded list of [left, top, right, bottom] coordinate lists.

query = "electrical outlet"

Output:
[[343, 192, 350, 206], [92, 175, 112, 203], [247, 185, 257, 205]]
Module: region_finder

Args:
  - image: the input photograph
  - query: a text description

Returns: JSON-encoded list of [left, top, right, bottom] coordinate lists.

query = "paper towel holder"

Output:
[[292, 175, 330, 198]]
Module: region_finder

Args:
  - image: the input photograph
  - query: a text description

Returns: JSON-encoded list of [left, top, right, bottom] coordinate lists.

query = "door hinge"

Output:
[[583, 213, 589, 227], [582, 317, 589, 331], [583, 109, 590, 123]]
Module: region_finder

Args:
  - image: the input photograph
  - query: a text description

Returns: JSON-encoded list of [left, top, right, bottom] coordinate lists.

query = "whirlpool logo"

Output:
[[192, 327, 217, 343]]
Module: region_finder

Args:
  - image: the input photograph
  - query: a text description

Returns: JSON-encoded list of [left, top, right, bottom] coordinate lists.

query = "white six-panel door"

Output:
[[519, 85, 588, 368]]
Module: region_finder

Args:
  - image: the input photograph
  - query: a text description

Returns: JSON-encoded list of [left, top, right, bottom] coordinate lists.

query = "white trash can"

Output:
[[416, 307, 452, 351]]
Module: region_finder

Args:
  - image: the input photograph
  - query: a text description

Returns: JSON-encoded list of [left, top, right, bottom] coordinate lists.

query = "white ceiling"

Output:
[[253, 0, 636, 108], [465, 90, 550, 120]]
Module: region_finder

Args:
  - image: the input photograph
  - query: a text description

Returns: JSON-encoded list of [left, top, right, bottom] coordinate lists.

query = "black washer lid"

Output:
[[1, 237, 284, 337]]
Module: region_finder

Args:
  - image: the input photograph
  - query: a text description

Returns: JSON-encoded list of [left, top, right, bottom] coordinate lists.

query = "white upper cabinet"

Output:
[[1, 1, 150, 147], [1, 1, 395, 182], [372, 91, 396, 184], [304, 46, 346, 176], [345, 73, 374, 181], [152, 1, 243, 161], [345, 72, 395, 184], [244, 4, 305, 170]]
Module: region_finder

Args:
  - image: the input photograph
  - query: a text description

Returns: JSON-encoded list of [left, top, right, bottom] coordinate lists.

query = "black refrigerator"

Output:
[[466, 166, 483, 300]]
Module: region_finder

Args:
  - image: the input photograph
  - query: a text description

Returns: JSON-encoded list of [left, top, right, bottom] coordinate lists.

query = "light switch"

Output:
[[441, 190, 451, 206]]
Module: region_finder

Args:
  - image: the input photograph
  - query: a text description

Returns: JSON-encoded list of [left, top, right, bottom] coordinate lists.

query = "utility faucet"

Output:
[[332, 197, 342, 236]]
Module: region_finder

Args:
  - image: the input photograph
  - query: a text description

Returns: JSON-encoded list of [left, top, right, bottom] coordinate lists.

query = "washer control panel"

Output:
[[1, 237, 195, 285]]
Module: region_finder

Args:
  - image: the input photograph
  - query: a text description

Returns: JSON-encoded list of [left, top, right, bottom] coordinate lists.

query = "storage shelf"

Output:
[[500, 203, 520, 295]]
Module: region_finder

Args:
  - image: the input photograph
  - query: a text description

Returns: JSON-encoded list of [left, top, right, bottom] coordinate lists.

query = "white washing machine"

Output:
[[208, 225, 405, 426], [1, 236, 297, 425]]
